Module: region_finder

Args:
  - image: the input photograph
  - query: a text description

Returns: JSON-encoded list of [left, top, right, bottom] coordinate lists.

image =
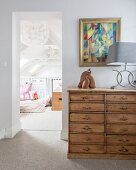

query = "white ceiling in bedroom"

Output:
[[20, 14, 62, 77]]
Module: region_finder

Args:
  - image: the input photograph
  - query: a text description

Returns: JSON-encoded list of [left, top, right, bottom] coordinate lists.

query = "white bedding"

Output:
[[20, 99, 46, 113]]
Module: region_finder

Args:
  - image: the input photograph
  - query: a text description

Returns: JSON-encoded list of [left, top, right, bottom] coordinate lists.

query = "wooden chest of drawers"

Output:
[[68, 88, 136, 159], [52, 92, 62, 111]]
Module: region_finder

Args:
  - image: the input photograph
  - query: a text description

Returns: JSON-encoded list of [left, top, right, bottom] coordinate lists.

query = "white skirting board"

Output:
[[60, 130, 68, 141], [0, 128, 12, 139], [0, 123, 21, 139], [0, 129, 6, 139]]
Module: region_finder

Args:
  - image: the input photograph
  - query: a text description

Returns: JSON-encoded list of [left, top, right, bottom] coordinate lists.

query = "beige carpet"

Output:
[[20, 107, 62, 131], [0, 131, 136, 170]]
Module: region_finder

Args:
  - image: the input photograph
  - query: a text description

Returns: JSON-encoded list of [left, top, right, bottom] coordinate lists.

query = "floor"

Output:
[[20, 107, 62, 131], [1, 107, 136, 170], [0, 131, 136, 170]]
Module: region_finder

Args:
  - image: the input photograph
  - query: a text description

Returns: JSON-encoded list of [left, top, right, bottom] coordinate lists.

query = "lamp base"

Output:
[[110, 85, 136, 90], [112, 64, 136, 89]]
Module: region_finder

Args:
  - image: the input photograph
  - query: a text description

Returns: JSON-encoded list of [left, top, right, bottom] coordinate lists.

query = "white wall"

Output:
[[0, 0, 136, 139], [0, 0, 12, 138]]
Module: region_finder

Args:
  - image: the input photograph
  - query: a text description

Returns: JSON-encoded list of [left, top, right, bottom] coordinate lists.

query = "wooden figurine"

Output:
[[78, 69, 96, 89]]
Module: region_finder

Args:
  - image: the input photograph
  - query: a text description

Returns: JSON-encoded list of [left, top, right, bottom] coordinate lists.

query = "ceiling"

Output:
[[20, 13, 62, 77]]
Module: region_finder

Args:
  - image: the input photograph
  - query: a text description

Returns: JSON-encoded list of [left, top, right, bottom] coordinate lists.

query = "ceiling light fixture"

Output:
[[21, 21, 49, 46]]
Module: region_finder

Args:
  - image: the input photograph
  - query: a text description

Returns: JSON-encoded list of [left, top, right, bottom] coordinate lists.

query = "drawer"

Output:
[[70, 144, 105, 153], [52, 92, 62, 99], [70, 93, 104, 101], [107, 135, 136, 145], [70, 113, 104, 123], [70, 124, 104, 133], [70, 134, 104, 144], [106, 114, 136, 124], [107, 124, 136, 134], [70, 103, 104, 112], [106, 94, 136, 102], [106, 104, 136, 113], [107, 146, 136, 154], [52, 99, 62, 111], [52, 100, 62, 105]]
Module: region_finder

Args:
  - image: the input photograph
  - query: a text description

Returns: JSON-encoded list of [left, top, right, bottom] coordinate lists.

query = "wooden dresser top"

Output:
[[67, 87, 136, 93]]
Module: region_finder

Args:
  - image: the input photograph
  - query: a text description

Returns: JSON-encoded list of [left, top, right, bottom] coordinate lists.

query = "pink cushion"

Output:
[[29, 91, 39, 100]]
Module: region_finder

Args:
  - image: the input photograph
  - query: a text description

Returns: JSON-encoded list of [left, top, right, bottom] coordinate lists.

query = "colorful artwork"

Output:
[[79, 18, 121, 66]]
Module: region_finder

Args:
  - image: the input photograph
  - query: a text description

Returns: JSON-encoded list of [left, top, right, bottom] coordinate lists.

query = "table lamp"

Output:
[[106, 42, 136, 88]]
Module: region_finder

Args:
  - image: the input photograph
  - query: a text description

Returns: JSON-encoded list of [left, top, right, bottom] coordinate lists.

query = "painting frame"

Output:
[[79, 18, 121, 66]]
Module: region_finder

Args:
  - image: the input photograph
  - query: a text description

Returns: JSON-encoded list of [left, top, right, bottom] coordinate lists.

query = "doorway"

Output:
[[13, 12, 62, 133]]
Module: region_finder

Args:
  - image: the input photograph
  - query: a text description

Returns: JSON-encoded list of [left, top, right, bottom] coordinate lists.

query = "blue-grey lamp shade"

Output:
[[106, 42, 136, 65]]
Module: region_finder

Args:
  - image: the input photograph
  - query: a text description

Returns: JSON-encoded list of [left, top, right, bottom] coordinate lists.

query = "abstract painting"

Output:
[[79, 18, 121, 66]]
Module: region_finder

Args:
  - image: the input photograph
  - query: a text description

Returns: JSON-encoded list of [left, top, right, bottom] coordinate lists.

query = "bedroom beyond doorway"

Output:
[[20, 78, 62, 131], [17, 12, 62, 131]]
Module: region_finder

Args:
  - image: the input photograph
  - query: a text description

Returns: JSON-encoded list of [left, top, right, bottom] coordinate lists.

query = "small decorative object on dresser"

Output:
[[67, 87, 136, 159], [78, 69, 96, 89]]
